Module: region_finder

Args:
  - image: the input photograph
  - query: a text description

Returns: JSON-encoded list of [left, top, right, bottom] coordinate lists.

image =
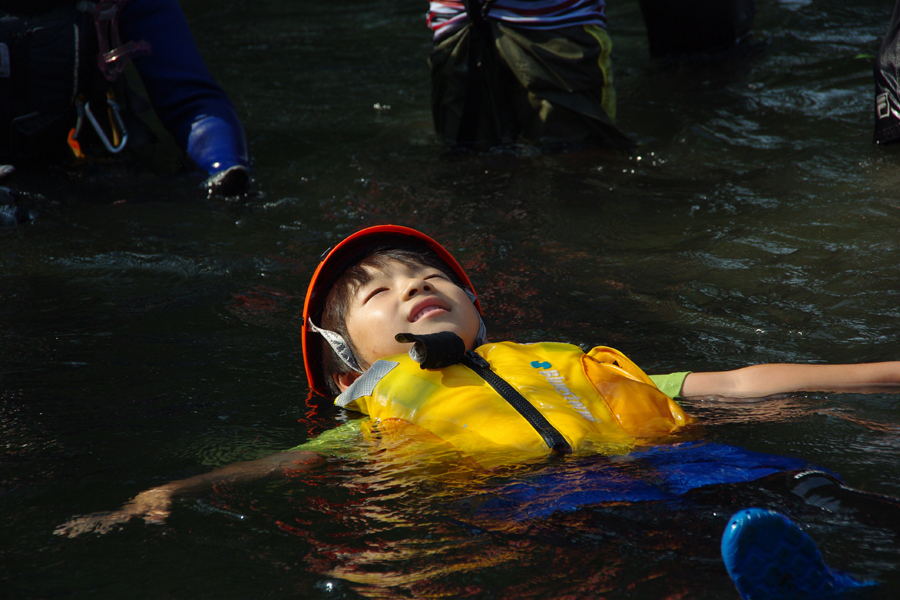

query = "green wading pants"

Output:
[[429, 22, 634, 151]]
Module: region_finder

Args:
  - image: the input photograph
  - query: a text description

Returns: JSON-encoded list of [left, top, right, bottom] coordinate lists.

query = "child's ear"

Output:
[[335, 371, 360, 392]]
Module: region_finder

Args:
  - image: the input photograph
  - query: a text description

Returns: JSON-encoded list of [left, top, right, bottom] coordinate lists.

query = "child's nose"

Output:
[[403, 279, 433, 298]]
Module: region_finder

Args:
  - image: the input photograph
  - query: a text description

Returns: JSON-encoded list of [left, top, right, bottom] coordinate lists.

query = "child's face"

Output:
[[344, 259, 482, 368]]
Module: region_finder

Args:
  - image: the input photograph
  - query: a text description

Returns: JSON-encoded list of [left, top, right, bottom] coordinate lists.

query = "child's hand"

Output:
[[53, 450, 322, 537], [54, 486, 174, 537]]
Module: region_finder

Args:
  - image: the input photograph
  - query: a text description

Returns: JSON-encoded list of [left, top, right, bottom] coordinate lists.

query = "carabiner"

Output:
[[83, 97, 129, 153]]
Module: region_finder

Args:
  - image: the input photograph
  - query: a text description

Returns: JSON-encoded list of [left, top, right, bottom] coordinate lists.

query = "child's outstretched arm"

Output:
[[680, 362, 900, 398], [55, 450, 321, 537]]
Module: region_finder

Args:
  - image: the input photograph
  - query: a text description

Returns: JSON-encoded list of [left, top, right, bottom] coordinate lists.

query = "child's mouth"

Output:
[[410, 304, 448, 322]]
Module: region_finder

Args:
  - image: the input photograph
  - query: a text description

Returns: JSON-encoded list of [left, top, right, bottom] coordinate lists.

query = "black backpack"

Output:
[[0, 1, 116, 160]]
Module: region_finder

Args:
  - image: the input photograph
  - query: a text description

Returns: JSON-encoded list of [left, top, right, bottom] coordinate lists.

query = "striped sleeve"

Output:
[[428, 0, 606, 39]]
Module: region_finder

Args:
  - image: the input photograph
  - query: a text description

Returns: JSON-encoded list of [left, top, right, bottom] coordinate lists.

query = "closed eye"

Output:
[[363, 287, 388, 303]]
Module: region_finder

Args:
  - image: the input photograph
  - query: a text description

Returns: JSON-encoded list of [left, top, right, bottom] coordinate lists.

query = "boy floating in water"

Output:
[[58, 225, 900, 599]]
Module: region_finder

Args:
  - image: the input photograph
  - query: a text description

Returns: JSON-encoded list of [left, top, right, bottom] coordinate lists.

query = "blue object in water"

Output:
[[721, 508, 877, 599], [473, 441, 815, 520]]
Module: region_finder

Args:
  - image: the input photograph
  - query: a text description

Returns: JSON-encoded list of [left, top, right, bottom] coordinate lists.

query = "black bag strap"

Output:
[[462, 351, 573, 454], [396, 332, 573, 454]]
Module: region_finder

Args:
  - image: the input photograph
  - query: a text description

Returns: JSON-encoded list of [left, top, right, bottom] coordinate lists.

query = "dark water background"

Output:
[[3, 0, 900, 598]]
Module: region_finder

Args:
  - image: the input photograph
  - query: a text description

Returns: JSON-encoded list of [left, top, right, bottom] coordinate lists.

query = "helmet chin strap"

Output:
[[308, 320, 363, 374], [311, 288, 487, 374], [465, 288, 488, 346]]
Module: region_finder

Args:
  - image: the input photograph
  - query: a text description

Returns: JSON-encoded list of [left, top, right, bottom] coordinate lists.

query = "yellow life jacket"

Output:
[[336, 341, 694, 467]]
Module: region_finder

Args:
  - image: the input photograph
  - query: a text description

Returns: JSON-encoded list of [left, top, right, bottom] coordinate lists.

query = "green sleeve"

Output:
[[288, 420, 364, 456], [649, 372, 692, 400]]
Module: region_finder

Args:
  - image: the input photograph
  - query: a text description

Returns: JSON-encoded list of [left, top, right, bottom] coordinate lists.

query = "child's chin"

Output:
[[418, 323, 477, 348], [416, 319, 462, 332]]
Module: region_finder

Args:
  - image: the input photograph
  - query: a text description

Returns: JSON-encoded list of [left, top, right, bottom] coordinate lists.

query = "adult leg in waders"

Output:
[[456, 0, 507, 147], [429, 0, 514, 148]]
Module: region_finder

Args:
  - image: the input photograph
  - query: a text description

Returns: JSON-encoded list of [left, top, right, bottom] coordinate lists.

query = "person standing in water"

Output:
[[426, 0, 761, 150], [0, 0, 250, 207]]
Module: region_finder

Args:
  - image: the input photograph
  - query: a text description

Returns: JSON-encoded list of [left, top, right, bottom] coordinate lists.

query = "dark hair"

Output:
[[319, 245, 465, 395]]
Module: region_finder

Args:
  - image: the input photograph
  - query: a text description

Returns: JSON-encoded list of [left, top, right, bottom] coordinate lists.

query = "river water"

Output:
[[3, 0, 900, 598]]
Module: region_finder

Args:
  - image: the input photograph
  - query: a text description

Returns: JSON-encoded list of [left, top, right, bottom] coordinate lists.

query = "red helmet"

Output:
[[302, 225, 481, 397]]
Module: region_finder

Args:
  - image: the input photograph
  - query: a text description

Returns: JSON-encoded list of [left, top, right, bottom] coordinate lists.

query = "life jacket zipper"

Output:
[[462, 351, 572, 454]]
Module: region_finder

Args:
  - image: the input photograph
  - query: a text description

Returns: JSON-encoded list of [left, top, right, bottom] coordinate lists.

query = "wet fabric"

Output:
[[875, 0, 900, 144], [648, 371, 691, 399], [295, 374, 691, 459], [336, 342, 692, 468], [121, 0, 249, 175], [290, 418, 366, 456], [429, 21, 633, 150], [467, 441, 813, 520], [427, 0, 607, 42], [294, 425, 840, 520]]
